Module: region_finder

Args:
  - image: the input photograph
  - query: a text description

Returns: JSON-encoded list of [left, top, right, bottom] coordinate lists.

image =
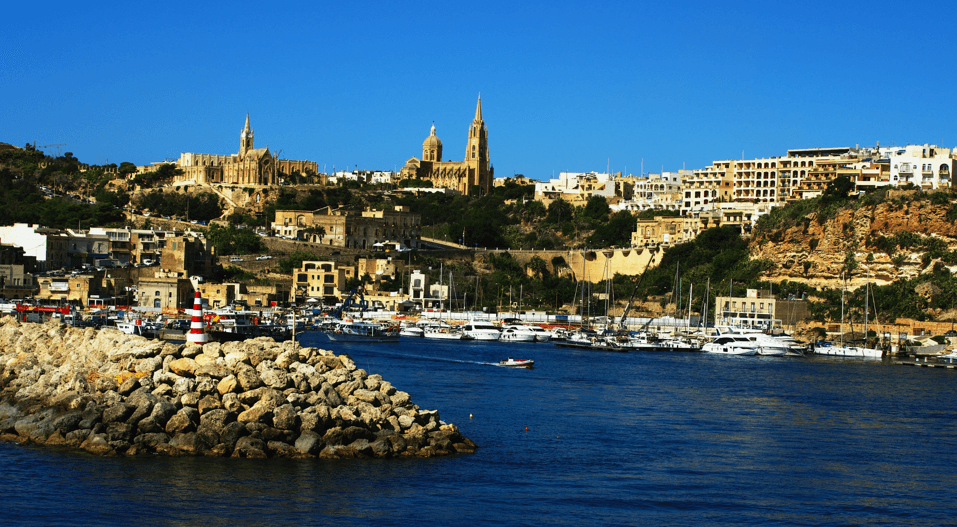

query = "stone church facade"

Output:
[[399, 95, 493, 196], [173, 115, 316, 187]]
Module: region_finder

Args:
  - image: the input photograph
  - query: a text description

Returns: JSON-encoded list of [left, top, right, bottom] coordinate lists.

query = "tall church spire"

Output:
[[474, 93, 483, 122], [240, 113, 254, 156]]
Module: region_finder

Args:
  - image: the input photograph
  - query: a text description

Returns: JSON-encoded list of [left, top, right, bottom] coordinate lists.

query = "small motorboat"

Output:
[[498, 357, 534, 368]]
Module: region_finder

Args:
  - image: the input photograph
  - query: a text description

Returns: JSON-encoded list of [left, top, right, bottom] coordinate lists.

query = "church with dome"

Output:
[[398, 95, 493, 196]]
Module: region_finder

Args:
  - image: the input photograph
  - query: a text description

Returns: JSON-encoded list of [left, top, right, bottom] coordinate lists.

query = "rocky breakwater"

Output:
[[0, 317, 476, 458]]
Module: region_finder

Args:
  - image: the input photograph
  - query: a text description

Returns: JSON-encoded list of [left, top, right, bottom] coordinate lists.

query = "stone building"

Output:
[[138, 277, 194, 310], [714, 289, 809, 330], [632, 216, 710, 247], [273, 206, 421, 250], [399, 95, 493, 196], [292, 260, 356, 304], [35, 270, 128, 307], [169, 114, 316, 187], [159, 233, 214, 277], [0, 243, 36, 300]]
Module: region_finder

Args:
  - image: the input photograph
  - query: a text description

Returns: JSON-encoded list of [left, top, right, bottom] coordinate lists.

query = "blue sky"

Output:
[[3, 1, 956, 181]]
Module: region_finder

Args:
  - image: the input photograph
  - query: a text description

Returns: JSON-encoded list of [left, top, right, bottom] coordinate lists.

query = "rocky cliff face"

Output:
[[0, 318, 475, 458], [750, 194, 957, 290]]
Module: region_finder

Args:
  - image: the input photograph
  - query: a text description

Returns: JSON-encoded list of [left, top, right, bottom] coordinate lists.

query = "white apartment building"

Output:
[[681, 161, 733, 215], [0, 223, 71, 271], [884, 144, 954, 189], [613, 171, 686, 212], [535, 172, 617, 202]]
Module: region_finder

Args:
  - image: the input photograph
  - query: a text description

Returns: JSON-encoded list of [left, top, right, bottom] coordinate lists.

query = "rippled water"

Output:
[[3, 335, 957, 526]]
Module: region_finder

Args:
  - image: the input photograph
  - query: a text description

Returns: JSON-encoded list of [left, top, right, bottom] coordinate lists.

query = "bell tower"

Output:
[[240, 113, 254, 157], [465, 94, 491, 194]]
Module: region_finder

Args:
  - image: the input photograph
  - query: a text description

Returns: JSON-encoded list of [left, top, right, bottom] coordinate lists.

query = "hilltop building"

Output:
[[272, 207, 421, 250], [883, 144, 954, 189], [534, 171, 619, 207], [399, 95, 494, 196], [151, 114, 317, 187], [613, 171, 687, 212]]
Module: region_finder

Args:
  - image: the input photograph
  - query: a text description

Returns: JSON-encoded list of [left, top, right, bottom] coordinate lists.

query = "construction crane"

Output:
[[329, 289, 369, 320], [617, 251, 657, 330], [35, 143, 67, 157]]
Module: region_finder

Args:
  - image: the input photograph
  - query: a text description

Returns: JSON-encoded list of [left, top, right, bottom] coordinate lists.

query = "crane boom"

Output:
[[617, 251, 657, 330]]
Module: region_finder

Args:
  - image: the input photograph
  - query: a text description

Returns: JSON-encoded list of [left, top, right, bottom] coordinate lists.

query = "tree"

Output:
[[303, 225, 327, 243], [118, 162, 137, 177], [587, 210, 636, 247], [822, 175, 855, 203], [527, 256, 548, 277], [582, 196, 610, 222], [545, 199, 572, 226], [207, 224, 265, 255]]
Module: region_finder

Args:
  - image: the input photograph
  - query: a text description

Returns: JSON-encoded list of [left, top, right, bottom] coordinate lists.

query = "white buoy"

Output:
[[186, 291, 209, 345]]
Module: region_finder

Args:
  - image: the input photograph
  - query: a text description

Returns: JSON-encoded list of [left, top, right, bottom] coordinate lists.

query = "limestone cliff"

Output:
[[750, 191, 957, 291]]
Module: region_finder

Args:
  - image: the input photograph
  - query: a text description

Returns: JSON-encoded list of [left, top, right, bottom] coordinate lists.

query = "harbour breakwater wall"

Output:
[[0, 317, 476, 458]]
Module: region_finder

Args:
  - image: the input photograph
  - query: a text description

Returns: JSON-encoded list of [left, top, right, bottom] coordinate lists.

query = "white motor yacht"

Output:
[[500, 327, 536, 343], [701, 335, 760, 355], [398, 322, 424, 338], [422, 322, 471, 340], [462, 322, 502, 341], [526, 325, 552, 343], [501, 324, 539, 342]]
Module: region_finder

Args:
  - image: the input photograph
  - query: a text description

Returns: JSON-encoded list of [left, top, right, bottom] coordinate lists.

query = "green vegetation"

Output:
[[135, 190, 223, 222], [131, 163, 181, 188], [0, 151, 125, 228], [278, 251, 320, 273], [206, 224, 265, 255], [221, 266, 256, 282]]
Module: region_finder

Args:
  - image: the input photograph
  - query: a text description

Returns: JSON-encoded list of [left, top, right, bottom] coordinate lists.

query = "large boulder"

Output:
[[165, 408, 199, 434], [232, 436, 267, 458], [168, 432, 211, 455], [272, 404, 299, 431], [322, 425, 375, 446], [216, 375, 239, 395], [235, 366, 264, 391], [294, 431, 324, 455], [168, 358, 199, 377], [237, 405, 272, 426]]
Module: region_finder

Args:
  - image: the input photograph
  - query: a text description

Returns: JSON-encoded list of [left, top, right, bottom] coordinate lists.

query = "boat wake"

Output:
[[360, 347, 501, 367]]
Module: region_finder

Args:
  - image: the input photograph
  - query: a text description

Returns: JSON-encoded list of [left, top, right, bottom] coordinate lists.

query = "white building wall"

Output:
[[886, 145, 954, 189], [0, 224, 49, 263]]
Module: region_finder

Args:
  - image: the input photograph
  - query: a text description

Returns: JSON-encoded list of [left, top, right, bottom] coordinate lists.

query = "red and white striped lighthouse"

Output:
[[186, 291, 209, 345]]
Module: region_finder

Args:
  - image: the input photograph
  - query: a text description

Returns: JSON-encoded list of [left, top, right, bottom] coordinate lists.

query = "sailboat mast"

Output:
[[840, 272, 845, 347]]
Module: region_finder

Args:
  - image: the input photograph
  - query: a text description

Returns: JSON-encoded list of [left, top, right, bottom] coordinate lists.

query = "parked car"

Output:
[[256, 255, 272, 260]]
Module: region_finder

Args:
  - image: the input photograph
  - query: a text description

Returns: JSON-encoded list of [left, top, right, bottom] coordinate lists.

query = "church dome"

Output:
[[421, 122, 442, 162], [422, 122, 442, 149]]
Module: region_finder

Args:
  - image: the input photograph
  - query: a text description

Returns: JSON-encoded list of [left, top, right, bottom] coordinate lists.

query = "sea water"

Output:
[[3, 335, 957, 526]]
